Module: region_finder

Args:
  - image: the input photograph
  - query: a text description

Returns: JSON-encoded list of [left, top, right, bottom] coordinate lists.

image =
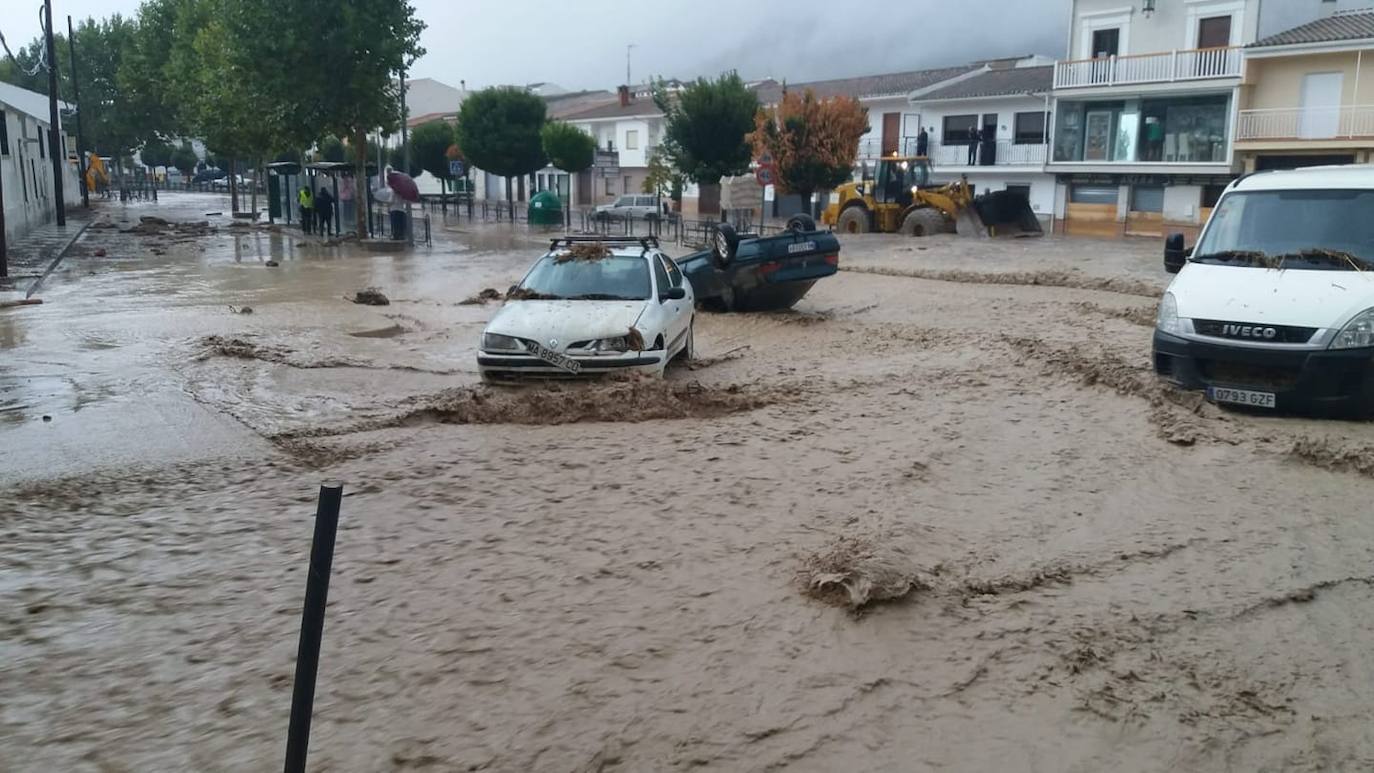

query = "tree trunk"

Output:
[[229, 156, 240, 214], [506, 176, 513, 221], [698, 182, 721, 221], [354, 127, 369, 238]]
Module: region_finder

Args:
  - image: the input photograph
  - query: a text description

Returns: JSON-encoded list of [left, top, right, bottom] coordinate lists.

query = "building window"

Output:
[[1092, 28, 1120, 58], [1070, 184, 1118, 205], [1131, 185, 1164, 213], [0, 110, 8, 155], [1137, 95, 1229, 163], [623, 175, 632, 195], [1013, 112, 1048, 144], [38, 129, 45, 159], [604, 177, 614, 196], [625, 130, 639, 150], [942, 114, 978, 145]]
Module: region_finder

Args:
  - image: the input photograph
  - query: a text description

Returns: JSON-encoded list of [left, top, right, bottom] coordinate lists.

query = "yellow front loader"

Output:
[[821, 155, 1042, 238]]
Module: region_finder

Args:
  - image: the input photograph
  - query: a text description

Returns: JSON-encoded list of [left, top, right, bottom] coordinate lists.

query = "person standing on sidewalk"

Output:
[[297, 186, 314, 234], [315, 186, 335, 237]]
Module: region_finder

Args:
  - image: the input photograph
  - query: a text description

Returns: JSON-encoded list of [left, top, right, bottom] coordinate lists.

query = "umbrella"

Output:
[[387, 171, 420, 202]]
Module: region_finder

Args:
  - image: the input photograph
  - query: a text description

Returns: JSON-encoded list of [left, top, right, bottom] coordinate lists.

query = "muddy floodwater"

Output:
[[5, 194, 1374, 771]]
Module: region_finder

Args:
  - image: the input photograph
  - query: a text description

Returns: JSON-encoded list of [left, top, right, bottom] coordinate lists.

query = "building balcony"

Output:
[[929, 140, 1048, 168], [1236, 106, 1374, 142], [856, 137, 1047, 167], [1053, 47, 1242, 90]]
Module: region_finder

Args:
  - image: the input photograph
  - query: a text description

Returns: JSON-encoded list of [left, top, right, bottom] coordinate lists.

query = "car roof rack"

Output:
[[549, 235, 659, 255]]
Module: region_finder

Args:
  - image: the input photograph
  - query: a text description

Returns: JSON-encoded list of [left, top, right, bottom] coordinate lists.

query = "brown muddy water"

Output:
[[4, 194, 1374, 771]]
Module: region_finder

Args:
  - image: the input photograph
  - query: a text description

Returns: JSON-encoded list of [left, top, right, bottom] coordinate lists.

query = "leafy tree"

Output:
[[118, 0, 183, 142], [457, 86, 547, 205], [748, 88, 868, 215], [654, 72, 758, 216], [318, 135, 346, 163], [388, 144, 423, 178], [541, 121, 594, 174], [642, 146, 685, 207], [140, 139, 173, 170], [274, 148, 302, 164], [410, 120, 456, 194], [171, 142, 198, 177], [267, 0, 425, 228]]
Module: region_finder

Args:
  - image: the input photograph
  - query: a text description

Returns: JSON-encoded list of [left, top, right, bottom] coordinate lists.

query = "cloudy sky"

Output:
[[11, 0, 1068, 89]]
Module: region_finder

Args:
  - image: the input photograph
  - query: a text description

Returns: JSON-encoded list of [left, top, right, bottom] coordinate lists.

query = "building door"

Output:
[[881, 112, 900, 156], [1065, 184, 1120, 238], [1126, 185, 1165, 238], [1299, 72, 1343, 139], [1084, 110, 1114, 161], [980, 113, 998, 165], [1092, 28, 1119, 58]]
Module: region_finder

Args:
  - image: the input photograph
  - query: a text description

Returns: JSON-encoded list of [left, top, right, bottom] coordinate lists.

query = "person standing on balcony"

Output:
[[916, 127, 929, 158], [967, 126, 981, 165]]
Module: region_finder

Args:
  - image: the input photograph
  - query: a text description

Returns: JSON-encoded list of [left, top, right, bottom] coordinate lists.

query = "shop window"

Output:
[[1131, 185, 1164, 213]]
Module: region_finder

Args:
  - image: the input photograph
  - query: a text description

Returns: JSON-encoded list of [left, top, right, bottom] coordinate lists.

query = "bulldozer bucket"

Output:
[[968, 190, 1044, 238], [954, 207, 988, 239]]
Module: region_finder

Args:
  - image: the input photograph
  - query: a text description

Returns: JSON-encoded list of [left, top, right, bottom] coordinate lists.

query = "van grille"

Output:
[[1193, 319, 1317, 344]]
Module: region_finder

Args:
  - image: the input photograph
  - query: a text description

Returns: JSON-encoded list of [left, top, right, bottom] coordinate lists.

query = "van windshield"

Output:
[[1192, 189, 1374, 271]]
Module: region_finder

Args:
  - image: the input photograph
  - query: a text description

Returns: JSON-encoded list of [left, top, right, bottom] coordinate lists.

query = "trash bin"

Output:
[[528, 190, 564, 226]]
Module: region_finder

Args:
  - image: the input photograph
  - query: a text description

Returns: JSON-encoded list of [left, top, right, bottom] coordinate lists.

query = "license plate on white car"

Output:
[[1207, 386, 1276, 408], [528, 342, 581, 374]]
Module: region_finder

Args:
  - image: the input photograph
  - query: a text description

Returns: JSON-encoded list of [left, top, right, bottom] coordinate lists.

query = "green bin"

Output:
[[527, 190, 564, 226]]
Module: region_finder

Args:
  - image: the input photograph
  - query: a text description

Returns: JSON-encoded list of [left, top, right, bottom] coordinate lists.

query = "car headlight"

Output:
[[1331, 308, 1374, 350], [589, 336, 631, 352], [482, 333, 524, 351], [1156, 292, 1183, 335]]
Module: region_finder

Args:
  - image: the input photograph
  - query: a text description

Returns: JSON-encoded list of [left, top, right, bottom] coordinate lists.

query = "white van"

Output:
[[1154, 165, 1374, 415]]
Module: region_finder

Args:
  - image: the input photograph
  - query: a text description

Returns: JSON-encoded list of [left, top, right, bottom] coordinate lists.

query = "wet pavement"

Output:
[[6, 195, 1374, 772]]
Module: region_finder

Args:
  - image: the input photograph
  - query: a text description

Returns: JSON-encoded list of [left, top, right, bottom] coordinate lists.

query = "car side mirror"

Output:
[[1164, 233, 1188, 274], [662, 286, 687, 301]]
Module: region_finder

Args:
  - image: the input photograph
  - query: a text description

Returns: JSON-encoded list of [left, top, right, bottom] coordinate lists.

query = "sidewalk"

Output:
[[2, 209, 93, 293]]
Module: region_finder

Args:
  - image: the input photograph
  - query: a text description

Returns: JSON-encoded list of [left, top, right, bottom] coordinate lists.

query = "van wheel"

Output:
[[836, 207, 868, 234], [900, 208, 948, 237]]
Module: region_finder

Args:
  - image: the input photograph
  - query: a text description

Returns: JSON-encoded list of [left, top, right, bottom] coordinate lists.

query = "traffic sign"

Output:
[[755, 165, 776, 187], [756, 151, 774, 167], [448, 159, 465, 176]]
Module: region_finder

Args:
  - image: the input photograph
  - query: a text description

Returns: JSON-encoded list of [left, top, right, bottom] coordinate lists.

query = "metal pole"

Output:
[[400, 69, 413, 245], [0, 147, 7, 278], [283, 484, 344, 773], [66, 16, 89, 209], [44, 0, 66, 226]]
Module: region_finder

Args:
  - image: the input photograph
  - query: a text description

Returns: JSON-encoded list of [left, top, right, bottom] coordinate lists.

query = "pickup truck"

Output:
[[675, 215, 840, 311]]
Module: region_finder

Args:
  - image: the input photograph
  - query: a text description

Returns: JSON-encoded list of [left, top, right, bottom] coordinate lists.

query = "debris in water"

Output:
[[801, 536, 929, 611], [351, 288, 390, 306], [205, 212, 223, 216], [265, 260, 280, 267], [42, 415, 52, 422], [228, 305, 254, 315], [349, 324, 407, 339], [506, 286, 561, 301], [93, 248, 107, 257], [626, 327, 646, 352], [459, 288, 503, 305]]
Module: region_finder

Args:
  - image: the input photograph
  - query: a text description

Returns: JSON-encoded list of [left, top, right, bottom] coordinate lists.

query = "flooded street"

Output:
[[5, 193, 1374, 772]]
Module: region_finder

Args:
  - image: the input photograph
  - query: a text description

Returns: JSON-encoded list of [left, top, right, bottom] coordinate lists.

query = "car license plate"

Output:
[[528, 342, 581, 374], [787, 241, 817, 254], [1206, 386, 1275, 408]]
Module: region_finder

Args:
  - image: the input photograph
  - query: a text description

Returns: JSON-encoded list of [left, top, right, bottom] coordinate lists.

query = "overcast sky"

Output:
[[13, 0, 1068, 89]]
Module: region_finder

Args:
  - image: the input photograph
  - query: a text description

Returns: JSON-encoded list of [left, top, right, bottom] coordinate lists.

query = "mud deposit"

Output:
[[8, 203, 1374, 772]]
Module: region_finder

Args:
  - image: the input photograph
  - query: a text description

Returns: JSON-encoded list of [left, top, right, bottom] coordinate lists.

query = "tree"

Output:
[[387, 144, 423, 178], [318, 136, 346, 163], [411, 120, 456, 195], [457, 87, 548, 206], [171, 142, 198, 178], [654, 73, 758, 216], [748, 88, 869, 216], [541, 122, 594, 174], [642, 146, 686, 208], [141, 139, 173, 169]]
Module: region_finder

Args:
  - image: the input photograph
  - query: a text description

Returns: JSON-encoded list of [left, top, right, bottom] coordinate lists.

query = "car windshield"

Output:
[[518, 254, 651, 300], [1192, 189, 1374, 271]]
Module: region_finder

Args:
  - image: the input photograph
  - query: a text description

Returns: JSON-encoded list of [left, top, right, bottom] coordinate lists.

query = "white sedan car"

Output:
[[478, 237, 695, 380]]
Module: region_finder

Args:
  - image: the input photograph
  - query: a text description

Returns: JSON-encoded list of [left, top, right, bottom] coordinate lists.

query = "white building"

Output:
[[1, 81, 81, 246], [910, 63, 1056, 223]]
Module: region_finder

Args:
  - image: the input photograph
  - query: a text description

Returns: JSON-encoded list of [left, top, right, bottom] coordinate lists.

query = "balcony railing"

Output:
[[856, 137, 1047, 167], [1054, 46, 1242, 89], [1237, 106, 1374, 141], [929, 140, 1048, 167]]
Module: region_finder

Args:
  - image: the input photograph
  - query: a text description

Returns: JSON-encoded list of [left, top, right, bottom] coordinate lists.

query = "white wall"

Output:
[[571, 115, 663, 168], [2, 107, 79, 245], [1068, 0, 1261, 58]]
